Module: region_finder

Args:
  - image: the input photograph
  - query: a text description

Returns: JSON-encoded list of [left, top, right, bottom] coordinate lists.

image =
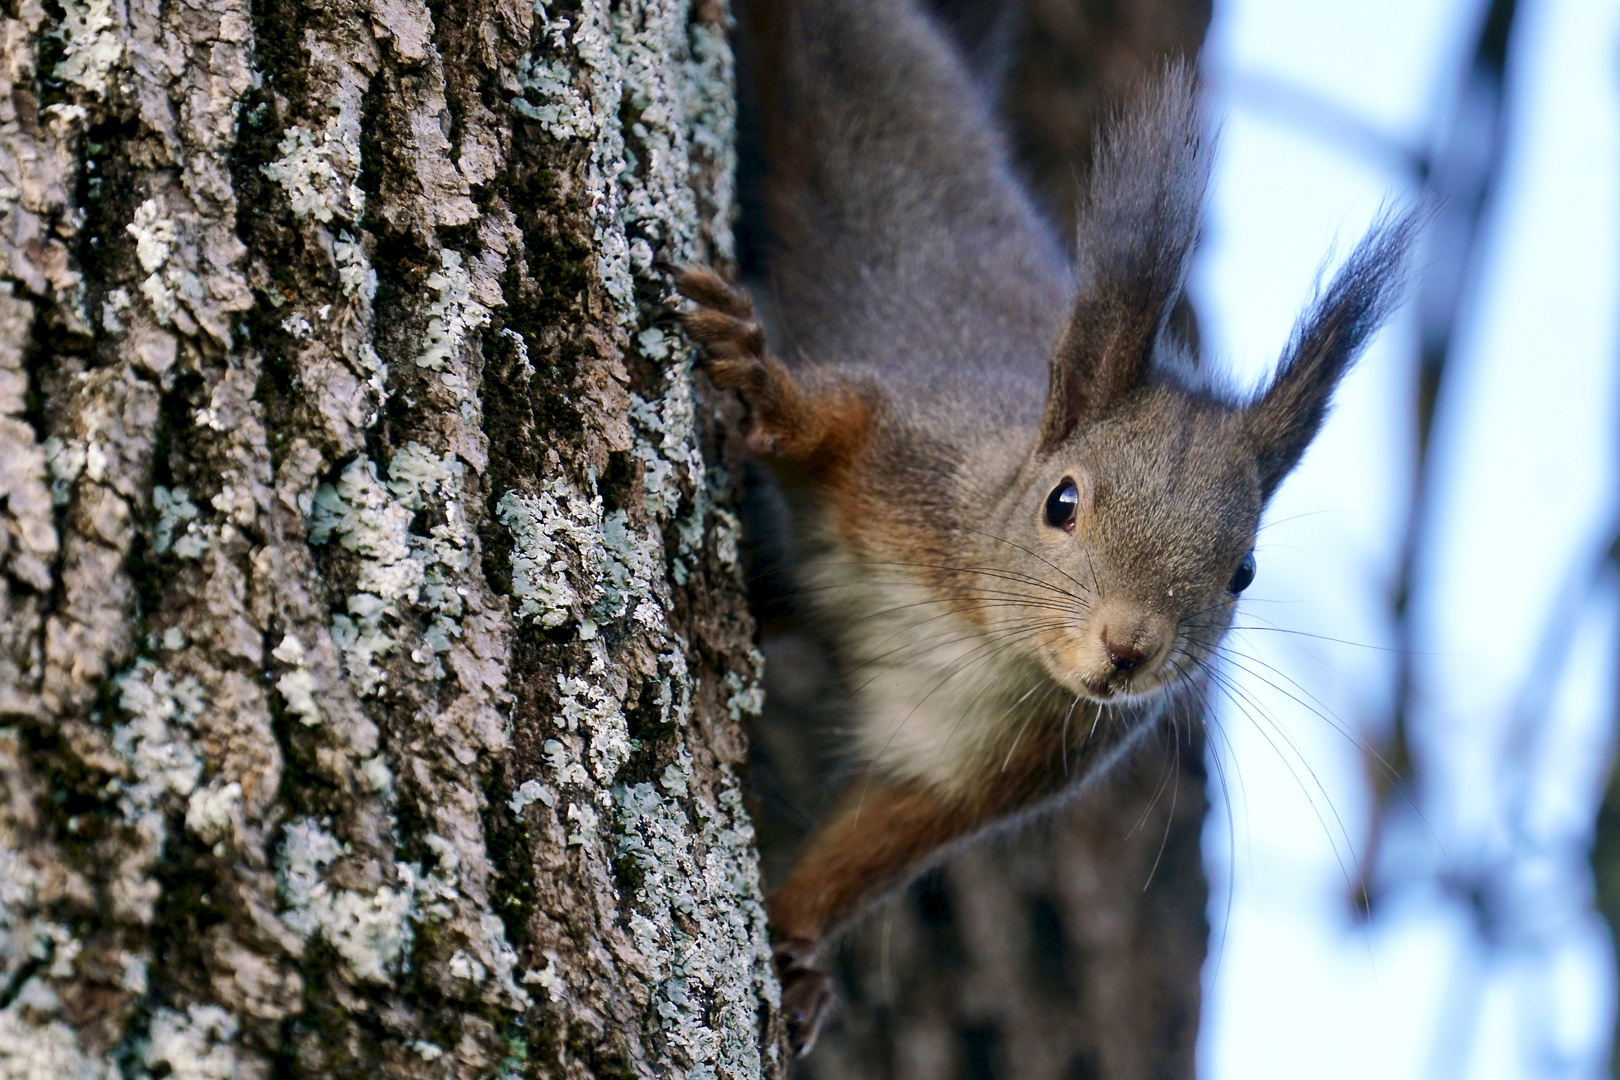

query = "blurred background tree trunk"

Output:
[[0, 0, 783, 1077], [1592, 529, 1620, 1076], [742, 2, 1215, 1079]]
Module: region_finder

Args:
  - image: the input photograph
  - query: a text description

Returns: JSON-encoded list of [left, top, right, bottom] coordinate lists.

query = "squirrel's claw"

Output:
[[773, 938, 835, 1058], [669, 264, 796, 457], [670, 263, 754, 319], [669, 264, 873, 469], [670, 264, 769, 366]]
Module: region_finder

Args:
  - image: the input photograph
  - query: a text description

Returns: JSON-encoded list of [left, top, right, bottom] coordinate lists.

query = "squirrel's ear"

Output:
[[1244, 209, 1423, 498], [1040, 59, 1209, 451]]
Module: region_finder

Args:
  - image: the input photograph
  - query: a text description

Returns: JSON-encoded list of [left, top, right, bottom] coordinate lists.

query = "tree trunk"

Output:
[[0, 0, 781, 1077]]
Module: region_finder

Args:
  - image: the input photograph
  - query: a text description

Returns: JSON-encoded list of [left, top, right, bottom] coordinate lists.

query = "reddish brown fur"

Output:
[[767, 694, 1109, 945], [675, 271, 987, 638], [760, 692, 1124, 1050], [675, 266, 876, 476], [675, 0, 1415, 1054], [763, 780, 977, 1052], [767, 782, 972, 943]]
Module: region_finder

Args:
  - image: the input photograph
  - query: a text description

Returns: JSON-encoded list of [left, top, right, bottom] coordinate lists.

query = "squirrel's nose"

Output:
[[1104, 638, 1150, 673]]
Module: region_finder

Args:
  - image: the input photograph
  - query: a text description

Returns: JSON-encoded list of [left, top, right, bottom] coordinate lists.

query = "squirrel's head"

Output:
[[1001, 393, 1260, 703], [976, 62, 1419, 705]]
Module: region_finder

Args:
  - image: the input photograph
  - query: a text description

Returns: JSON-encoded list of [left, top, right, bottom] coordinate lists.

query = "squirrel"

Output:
[[672, 0, 1418, 1056]]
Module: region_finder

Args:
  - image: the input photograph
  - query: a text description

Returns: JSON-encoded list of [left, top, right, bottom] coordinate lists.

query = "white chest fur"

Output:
[[800, 542, 1063, 797]]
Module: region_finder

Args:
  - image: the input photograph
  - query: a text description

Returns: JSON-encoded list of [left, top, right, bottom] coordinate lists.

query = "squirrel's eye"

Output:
[[1044, 479, 1079, 531], [1228, 551, 1256, 595]]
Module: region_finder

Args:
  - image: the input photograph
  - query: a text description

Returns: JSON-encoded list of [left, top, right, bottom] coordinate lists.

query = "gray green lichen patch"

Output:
[[270, 634, 322, 727], [111, 660, 208, 846], [261, 115, 367, 224], [125, 200, 181, 327], [52, 0, 122, 95], [0, 994, 117, 1080], [496, 483, 591, 629], [141, 1004, 242, 1080], [503, 0, 778, 1073], [507, 778, 555, 816], [111, 658, 269, 915], [723, 655, 765, 723], [333, 232, 378, 301], [307, 443, 470, 690], [497, 479, 665, 635], [615, 776, 776, 1077], [557, 670, 632, 783], [275, 818, 531, 1004], [151, 486, 207, 558], [627, 344, 744, 587], [277, 819, 417, 982], [416, 250, 490, 406]]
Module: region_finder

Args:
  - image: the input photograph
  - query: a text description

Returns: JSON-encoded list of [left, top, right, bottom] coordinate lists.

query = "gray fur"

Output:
[[751, 0, 1069, 408], [745, 0, 1416, 666], [1246, 210, 1425, 495], [1042, 61, 1210, 447], [719, 0, 1418, 1049]]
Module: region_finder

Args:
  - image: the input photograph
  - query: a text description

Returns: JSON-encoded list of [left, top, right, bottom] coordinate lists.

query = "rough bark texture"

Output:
[[741, 2, 1214, 1077], [0, 0, 782, 1078]]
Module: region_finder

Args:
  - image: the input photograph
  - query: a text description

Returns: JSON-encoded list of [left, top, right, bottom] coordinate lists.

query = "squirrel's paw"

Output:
[[669, 265, 767, 375], [668, 265, 797, 456], [773, 937, 836, 1058]]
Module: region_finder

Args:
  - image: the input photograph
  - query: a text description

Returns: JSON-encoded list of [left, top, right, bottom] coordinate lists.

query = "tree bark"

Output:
[[0, 0, 781, 1078]]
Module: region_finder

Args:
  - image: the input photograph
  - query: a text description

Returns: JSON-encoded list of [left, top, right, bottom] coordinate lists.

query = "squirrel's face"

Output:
[[993, 394, 1263, 704], [992, 202, 1418, 702]]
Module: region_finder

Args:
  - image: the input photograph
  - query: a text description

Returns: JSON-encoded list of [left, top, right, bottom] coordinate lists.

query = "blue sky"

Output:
[[1193, 0, 1620, 1076]]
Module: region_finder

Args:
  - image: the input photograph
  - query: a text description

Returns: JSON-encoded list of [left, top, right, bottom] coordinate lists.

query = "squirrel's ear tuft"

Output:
[[1040, 59, 1209, 451], [1245, 208, 1424, 498]]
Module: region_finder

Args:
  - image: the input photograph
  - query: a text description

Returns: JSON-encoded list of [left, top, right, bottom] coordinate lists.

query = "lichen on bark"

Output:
[[0, 0, 779, 1075]]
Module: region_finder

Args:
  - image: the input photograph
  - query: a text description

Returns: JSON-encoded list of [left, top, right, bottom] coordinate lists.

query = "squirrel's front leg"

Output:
[[670, 266, 875, 472], [767, 780, 981, 1055]]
